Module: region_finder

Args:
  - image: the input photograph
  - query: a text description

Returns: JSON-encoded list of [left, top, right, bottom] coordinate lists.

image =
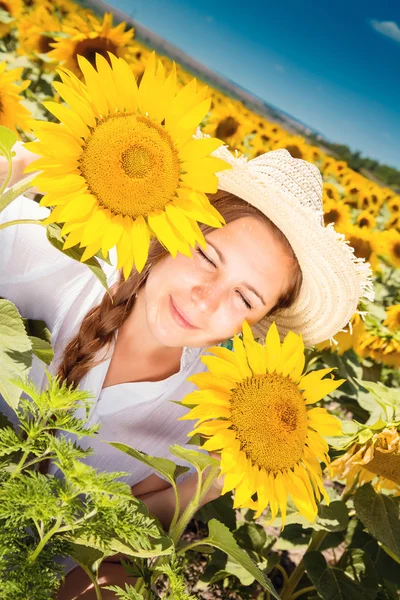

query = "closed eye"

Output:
[[195, 247, 253, 310]]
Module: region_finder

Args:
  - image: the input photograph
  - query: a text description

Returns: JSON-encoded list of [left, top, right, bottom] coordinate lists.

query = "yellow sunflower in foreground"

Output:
[[330, 426, 400, 495], [0, 62, 31, 136], [24, 51, 230, 278], [179, 321, 344, 525]]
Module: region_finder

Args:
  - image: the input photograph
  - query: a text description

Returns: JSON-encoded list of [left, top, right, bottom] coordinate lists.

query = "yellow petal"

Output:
[[42, 101, 89, 139], [202, 429, 237, 451], [58, 194, 97, 221], [186, 372, 236, 394], [187, 420, 232, 437], [131, 215, 151, 273], [241, 320, 266, 374], [101, 214, 124, 255], [180, 137, 224, 162], [80, 208, 109, 246], [147, 210, 186, 258], [232, 334, 252, 379], [265, 321, 281, 373], [200, 355, 242, 381], [302, 377, 346, 404], [307, 408, 343, 436]]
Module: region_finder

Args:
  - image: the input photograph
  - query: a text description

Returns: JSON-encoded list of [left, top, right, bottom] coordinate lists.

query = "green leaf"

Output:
[[169, 444, 219, 474], [354, 483, 400, 561], [355, 379, 400, 421], [0, 126, 17, 158], [22, 317, 54, 365], [68, 542, 105, 578], [339, 549, 378, 598], [200, 519, 279, 598], [73, 532, 174, 559], [107, 442, 190, 485], [315, 501, 349, 532], [0, 299, 32, 409], [46, 223, 110, 292], [103, 584, 145, 600], [28, 336, 54, 365], [304, 549, 376, 600]]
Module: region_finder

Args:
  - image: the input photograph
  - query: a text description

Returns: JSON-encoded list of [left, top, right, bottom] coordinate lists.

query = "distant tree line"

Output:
[[307, 133, 400, 192]]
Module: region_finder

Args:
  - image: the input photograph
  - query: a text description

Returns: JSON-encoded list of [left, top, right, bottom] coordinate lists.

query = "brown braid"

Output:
[[56, 190, 303, 388]]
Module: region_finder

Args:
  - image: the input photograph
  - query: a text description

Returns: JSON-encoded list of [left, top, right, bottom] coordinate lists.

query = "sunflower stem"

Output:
[[291, 585, 316, 599], [280, 529, 327, 599], [0, 218, 46, 232], [169, 464, 220, 545], [0, 173, 38, 214], [141, 465, 221, 594]]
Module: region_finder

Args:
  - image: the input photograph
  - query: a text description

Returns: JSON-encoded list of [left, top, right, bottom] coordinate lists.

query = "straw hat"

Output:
[[201, 131, 375, 347]]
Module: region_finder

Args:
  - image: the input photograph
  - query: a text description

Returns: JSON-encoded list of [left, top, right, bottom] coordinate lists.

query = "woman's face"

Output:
[[143, 216, 295, 348]]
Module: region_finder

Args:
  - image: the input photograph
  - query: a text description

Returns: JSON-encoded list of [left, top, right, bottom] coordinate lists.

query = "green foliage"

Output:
[[354, 484, 400, 562], [0, 372, 171, 599], [304, 548, 378, 600], [155, 555, 197, 599], [0, 299, 33, 409]]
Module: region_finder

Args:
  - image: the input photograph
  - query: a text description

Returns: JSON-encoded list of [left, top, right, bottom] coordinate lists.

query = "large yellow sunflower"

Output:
[[46, 12, 136, 77], [179, 321, 344, 525], [0, 62, 31, 136], [24, 51, 230, 278]]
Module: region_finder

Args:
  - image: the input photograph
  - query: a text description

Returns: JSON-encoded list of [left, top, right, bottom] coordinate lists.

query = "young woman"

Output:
[[0, 141, 373, 598]]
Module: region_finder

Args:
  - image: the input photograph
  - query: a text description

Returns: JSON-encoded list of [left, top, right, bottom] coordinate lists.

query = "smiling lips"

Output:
[[170, 295, 198, 329]]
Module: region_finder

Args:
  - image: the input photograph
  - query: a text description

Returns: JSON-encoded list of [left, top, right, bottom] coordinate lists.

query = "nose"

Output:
[[191, 283, 220, 313]]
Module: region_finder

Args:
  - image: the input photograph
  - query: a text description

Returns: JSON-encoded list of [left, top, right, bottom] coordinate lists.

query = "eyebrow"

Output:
[[204, 237, 266, 306]]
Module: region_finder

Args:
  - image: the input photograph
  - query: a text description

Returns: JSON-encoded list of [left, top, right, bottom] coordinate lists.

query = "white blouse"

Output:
[[0, 195, 219, 487]]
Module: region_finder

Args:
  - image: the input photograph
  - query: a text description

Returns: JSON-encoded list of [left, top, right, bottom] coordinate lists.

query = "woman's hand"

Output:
[[0, 140, 41, 192]]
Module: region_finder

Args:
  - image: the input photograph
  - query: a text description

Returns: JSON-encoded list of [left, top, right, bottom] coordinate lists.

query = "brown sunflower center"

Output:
[[358, 217, 370, 228], [229, 373, 308, 472], [394, 242, 400, 259], [74, 37, 118, 69], [285, 144, 303, 159], [216, 116, 239, 139], [38, 35, 56, 54], [348, 235, 373, 261], [324, 209, 340, 225], [79, 114, 180, 218]]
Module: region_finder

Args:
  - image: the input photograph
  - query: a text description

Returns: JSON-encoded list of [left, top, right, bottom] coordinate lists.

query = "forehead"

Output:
[[206, 216, 292, 294]]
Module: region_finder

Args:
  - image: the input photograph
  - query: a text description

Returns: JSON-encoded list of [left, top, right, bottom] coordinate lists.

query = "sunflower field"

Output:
[[0, 1, 400, 599]]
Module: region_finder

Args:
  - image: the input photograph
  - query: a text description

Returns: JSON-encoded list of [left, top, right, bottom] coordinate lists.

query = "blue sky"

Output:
[[108, 0, 400, 169]]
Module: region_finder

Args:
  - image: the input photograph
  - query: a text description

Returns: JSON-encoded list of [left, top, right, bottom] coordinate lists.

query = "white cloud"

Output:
[[369, 19, 400, 43], [274, 63, 286, 73]]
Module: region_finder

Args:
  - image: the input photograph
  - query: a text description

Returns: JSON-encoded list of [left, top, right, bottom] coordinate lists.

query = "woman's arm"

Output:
[[138, 470, 222, 531], [0, 140, 41, 192]]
